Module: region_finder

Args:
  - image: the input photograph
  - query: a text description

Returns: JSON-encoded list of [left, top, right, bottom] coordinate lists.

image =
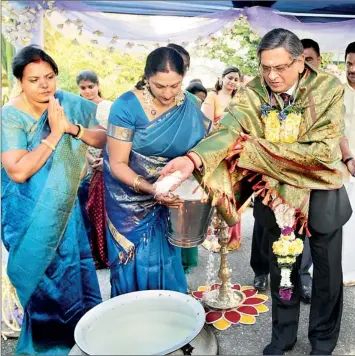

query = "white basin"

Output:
[[74, 290, 205, 355]]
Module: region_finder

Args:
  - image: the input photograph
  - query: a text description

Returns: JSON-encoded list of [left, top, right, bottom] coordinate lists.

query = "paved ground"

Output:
[[2, 207, 355, 355]]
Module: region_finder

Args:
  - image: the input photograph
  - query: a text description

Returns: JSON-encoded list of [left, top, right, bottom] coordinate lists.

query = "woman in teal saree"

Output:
[[1, 46, 106, 354], [104, 47, 211, 296]]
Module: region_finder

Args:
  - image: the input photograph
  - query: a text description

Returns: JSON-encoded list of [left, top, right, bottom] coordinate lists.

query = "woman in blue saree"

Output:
[[105, 47, 211, 296], [1, 46, 106, 354]]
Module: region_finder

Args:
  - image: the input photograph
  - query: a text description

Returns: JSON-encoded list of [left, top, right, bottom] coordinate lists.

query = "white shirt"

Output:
[[344, 82, 355, 152], [285, 83, 297, 96], [96, 99, 112, 129]]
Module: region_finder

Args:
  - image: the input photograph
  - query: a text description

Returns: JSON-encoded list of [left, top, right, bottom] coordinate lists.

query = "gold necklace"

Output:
[[22, 94, 42, 119]]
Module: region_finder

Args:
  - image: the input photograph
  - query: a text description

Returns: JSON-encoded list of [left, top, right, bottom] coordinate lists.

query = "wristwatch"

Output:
[[343, 157, 354, 165]]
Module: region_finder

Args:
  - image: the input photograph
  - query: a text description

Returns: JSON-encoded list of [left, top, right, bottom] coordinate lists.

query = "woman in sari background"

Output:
[[202, 66, 241, 124], [104, 47, 211, 296], [77, 70, 112, 269], [201, 66, 242, 252], [1, 45, 106, 354]]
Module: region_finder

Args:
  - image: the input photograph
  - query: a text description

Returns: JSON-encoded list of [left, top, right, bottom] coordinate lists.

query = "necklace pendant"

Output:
[[151, 109, 157, 116]]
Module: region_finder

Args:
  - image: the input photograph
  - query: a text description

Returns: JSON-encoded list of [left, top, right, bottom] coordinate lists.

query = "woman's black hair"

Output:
[[76, 70, 102, 97], [167, 43, 190, 70], [214, 66, 241, 97], [12, 44, 59, 80], [135, 47, 185, 90], [185, 82, 207, 96]]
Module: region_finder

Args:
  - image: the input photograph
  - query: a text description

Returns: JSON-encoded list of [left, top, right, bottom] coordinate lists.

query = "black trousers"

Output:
[[267, 225, 343, 354], [299, 237, 312, 287], [251, 219, 313, 287], [250, 219, 269, 276]]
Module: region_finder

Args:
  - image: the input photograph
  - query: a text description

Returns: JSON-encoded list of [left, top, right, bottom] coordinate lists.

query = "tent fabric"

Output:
[[44, 2, 354, 53], [4, 1, 354, 53], [82, 1, 355, 22]]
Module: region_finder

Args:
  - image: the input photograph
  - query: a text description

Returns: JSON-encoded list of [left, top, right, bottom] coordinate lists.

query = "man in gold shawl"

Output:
[[161, 28, 352, 355]]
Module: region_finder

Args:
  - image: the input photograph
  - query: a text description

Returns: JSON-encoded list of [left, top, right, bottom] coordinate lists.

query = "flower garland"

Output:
[[260, 91, 304, 300], [272, 204, 304, 300], [261, 93, 303, 144]]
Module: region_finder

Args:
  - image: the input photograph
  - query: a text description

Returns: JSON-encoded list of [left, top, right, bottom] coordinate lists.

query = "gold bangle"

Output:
[[41, 139, 55, 151], [74, 124, 84, 140], [133, 175, 143, 193]]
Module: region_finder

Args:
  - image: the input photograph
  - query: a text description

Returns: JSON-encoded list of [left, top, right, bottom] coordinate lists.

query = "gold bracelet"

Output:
[[133, 175, 143, 193], [74, 124, 84, 140], [41, 139, 56, 151]]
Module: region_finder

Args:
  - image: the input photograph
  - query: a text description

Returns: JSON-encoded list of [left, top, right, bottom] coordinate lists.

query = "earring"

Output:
[[175, 90, 185, 106], [143, 82, 157, 116]]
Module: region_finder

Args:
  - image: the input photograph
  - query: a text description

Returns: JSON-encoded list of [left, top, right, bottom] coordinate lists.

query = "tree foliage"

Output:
[[44, 20, 146, 100], [193, 16, 339, 77], [193, 16, 261, 76]]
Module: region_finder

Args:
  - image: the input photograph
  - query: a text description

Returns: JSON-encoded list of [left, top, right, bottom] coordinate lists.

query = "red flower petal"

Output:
[[211, 283, 221, 291], [243, 297, 266, 305], [232, 284, 241, 290], [237, 305, 259, 316], [192, 291, 204, 300], [224, 310, 241, 324], [243, 289, 257, 298], [206, 311, 223, 324]]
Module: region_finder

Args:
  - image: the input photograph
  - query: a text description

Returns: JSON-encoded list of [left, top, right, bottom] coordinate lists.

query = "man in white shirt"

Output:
[[342, 42, 355, 162], [340, 42, 355, 286]]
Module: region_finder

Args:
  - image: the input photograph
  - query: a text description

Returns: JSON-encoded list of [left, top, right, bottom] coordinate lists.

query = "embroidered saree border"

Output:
[[107, 123, 134, 142]]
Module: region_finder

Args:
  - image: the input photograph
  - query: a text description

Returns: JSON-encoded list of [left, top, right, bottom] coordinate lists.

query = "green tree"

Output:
[[194, 17, 341, 77], [44, 20, 146, 100], [193, 16, 261, 76], [320, 53, 335, 70]]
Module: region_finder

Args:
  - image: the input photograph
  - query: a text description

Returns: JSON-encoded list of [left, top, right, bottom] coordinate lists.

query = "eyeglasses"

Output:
[[260, 59, 297, 75]]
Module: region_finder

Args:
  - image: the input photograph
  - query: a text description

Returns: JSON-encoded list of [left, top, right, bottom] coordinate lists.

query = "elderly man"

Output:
[[162, 28, 352, 355], [250, 38, 323, 300]]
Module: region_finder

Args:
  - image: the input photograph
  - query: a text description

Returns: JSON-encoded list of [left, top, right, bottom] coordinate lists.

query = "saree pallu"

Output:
[[1, 90, 102, 355], [104, 91, 211, 296], [214, 112, 242, 250], [86, 169, 109, 269]]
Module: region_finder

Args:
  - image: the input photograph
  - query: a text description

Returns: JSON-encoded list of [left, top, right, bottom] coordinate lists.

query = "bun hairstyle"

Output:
[[76, 70, 102, 97], [185, 82, 207, 96], [135, 47, 185, 90], [213, 66, 241, 97]]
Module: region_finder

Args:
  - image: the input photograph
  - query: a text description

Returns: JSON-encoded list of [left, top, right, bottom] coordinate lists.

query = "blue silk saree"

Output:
[[1, 90, 102, 355], [104, 91, 211, 296]]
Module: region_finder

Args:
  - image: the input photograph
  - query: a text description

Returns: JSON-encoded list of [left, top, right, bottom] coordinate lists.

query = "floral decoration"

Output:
[[261, 104, 303, 143], [192, 284, 269, 330], [272, 204, 304, 300], [2, 1, 56, 47]]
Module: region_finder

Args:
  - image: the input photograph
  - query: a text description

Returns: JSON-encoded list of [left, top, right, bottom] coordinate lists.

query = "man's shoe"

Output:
[[300, 285, 312, 304], [263, 341, 296, 355], [263, 344, 285, 355], [253, 274, 268, 291]]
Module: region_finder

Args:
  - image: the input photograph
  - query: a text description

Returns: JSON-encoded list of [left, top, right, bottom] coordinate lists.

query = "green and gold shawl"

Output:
[[191, 66, 347, 233]]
